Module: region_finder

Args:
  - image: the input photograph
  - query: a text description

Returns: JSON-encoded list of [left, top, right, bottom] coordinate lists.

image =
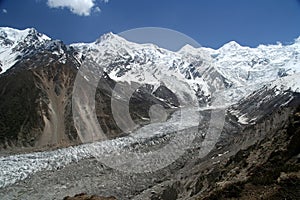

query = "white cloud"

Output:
[[47, 0, 101, 16], [2, 9, 7, 14]]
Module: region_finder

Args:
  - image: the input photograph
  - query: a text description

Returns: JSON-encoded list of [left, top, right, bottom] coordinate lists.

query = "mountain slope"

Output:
[[0, 28, 182, 150], [0, 27, 299, 151], [0, 46, 79, 149]]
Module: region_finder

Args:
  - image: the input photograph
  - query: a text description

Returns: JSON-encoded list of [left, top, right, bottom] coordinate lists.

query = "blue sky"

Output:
[[0, 0, 300, 49]]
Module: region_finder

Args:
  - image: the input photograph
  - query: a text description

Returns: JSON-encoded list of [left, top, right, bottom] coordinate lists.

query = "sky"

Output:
[[0, 0, 300, 49]]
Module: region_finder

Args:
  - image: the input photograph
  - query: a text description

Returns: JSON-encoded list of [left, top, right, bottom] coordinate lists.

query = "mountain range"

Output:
[[0, 27, 299, 200]]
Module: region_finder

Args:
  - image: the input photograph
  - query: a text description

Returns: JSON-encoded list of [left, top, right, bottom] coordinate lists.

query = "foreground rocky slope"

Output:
[[132, 76, 300, 200]]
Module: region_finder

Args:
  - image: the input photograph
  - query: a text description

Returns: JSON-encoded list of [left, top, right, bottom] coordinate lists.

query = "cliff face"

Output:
[[0, 49, 79, 149]]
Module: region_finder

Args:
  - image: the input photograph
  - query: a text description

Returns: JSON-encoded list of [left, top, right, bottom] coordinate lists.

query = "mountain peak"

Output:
[[0, 27, 50, 43], [178, 44, 198, 53], [0, 27, 51, 74], [220, 41, 241, 50], [27, 27, 37, 34], [294, 36, 300, 44], [177, 44, 211, 59], [95, 32, 124, 44]]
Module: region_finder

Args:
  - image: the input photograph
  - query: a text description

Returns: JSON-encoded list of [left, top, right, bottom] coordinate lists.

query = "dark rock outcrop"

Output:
[[63, 193, 117, 200]]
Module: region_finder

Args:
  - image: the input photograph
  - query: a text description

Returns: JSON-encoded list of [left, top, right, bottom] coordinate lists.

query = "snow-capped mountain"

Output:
[[0, 27, 300, 150], [212, 39, 300, 86], [71, 33, 217, 106], [0, 27, 51, 73], [69, 32, 300, 105], [0, 27, 73, 74], [1, 27, 299, 105]]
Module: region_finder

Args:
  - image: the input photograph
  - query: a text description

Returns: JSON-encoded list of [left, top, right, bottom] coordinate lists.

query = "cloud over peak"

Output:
[[47, 0, 106, 16]]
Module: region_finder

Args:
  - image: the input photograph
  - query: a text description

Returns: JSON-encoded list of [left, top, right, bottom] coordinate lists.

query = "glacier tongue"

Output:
[[0, 108, 200, 188]]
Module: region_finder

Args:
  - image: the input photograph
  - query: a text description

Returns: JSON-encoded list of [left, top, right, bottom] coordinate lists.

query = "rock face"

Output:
[[0, 45, 79, 149]]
